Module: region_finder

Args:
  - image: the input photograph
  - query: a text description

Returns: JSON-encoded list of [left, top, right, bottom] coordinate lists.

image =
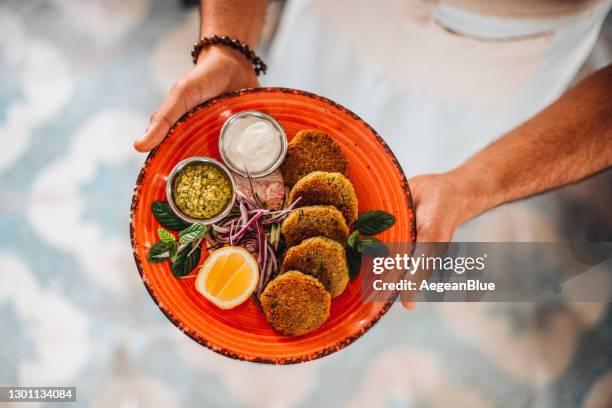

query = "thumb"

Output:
[[134, 79, 198, 152], [400, 239, 450, 310]]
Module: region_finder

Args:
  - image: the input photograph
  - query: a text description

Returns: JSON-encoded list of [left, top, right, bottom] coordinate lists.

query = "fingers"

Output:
[[401, 301, 416, 309], [134, 79, 196, 152], [402, 175, 454, 310], [134, 47, 262, 152]]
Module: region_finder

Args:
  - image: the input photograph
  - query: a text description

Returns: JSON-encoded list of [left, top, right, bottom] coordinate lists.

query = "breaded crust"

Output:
[[261, 271, 331, 336], [282, 237, 349, 297], [280, 129, 349, 186], [282, 205, 350, 247], [288, 171, 358, 225]]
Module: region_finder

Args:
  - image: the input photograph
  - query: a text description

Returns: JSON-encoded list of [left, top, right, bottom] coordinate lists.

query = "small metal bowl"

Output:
[[218, 110, 288, 178], [166, 156, 236, 225]]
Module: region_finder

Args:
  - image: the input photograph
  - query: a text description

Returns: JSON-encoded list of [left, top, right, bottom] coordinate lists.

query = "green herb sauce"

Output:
[[173, 164, 231, 220]]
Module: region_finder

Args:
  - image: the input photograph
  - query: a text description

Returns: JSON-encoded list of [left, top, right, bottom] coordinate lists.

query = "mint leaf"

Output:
[[353, 210, 395, 235], [358, 236, 390, 257], [168, 241, 179, 262], [147, 241, 170, 263], [171, 244, 201, 277], [346, 245, 362, 280], [347, 230, 359, 248], [179, 223, 206, 245], [151, 201, 190, 231], [158, 227, 175, 243]]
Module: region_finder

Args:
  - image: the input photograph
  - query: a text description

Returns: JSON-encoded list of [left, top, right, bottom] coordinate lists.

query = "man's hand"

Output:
[[408, 64, 611, 247], [401, 173, 470, 308], [401, 64, 611, 309], [134, 47, 259, 152], [408, 173, 469, 243], [134, 0, 268, 152]]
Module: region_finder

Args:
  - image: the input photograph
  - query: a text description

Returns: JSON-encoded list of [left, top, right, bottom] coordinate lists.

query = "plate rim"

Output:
[[130, 87, 417, 364]]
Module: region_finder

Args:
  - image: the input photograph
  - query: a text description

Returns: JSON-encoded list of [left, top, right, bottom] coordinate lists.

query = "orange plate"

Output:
[[130, 88, 416, 364]]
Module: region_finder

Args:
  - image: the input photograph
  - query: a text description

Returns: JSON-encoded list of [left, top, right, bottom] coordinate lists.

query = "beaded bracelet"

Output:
[[191, 35, 268, 76]]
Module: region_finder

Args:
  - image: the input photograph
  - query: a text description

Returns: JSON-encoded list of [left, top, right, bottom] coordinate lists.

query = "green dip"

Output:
[[172, 163, 232, 220]]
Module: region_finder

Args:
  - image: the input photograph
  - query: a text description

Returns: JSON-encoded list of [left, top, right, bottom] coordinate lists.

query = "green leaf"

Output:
[[158, 227, 176, 243], [151, 201, 190, 231], [358, 236, 390, 257], [147, 240, 170, 263], [346, 245, 362, 280], [168, 241, 179, 262], [353, 210, 396, 235], [179, 223, 206, 245], [347, 230, 359, 248], [171, 244, 201, 277]]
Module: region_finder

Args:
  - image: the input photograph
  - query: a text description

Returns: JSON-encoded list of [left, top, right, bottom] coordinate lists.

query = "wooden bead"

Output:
[[191, 36, 267, 76]]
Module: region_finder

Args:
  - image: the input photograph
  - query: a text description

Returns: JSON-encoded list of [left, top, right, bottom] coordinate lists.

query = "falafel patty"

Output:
[[280, 129, 349, 186], [282, 205, 350, 247], [288, 171, 358, 225], [261, 271, 331, 336], [282, 237, 349, 297]]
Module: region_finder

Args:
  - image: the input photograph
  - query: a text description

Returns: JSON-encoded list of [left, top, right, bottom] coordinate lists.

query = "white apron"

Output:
[[263, 0, 611, 177]]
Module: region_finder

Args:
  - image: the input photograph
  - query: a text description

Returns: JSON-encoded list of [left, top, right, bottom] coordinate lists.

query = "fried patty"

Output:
[[288, 171, 358, 225], [282, 237, 349, 297], [261, 271, 331, 336], [282, 205, 350, 247], [280, 129, 349, 186]]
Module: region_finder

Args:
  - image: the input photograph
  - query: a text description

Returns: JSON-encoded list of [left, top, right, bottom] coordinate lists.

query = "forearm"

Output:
[[134, 0, 267, 152], [199, 0, 268, 50], [450, 64, 612, 225]]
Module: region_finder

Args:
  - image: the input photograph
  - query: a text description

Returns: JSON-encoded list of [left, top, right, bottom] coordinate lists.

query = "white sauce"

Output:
[[222, 116, 282, 173]]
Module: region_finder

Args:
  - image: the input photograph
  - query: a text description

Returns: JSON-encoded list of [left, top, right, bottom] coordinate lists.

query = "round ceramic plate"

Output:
[[130, 88, 416, 364]]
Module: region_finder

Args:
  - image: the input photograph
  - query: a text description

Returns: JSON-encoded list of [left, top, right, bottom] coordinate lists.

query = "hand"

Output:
[[409, 173, 469, 243], [134, 47, 259, 152], [401, 173, 470, 308]]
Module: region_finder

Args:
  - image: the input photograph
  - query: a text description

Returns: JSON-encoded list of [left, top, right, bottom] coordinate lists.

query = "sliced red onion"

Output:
[[205, 191, 299, 296]]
